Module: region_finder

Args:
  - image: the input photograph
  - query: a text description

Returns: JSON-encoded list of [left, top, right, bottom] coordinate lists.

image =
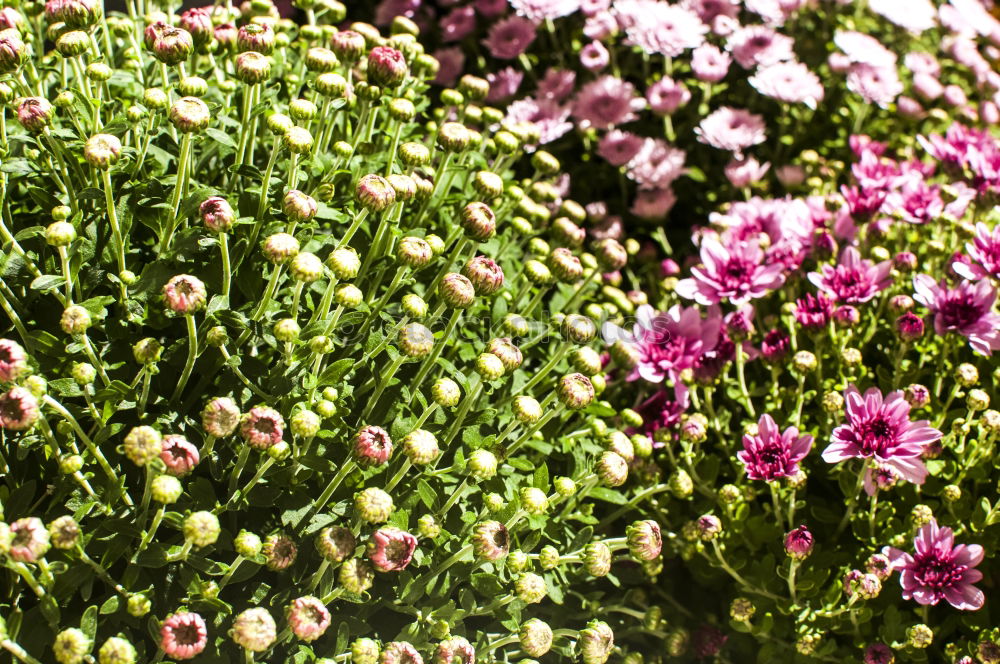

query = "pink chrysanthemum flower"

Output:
[[869, 0, 936, 33], [598, 130, 645, 166], [629, 389, 686, 446], [682, 0, 739, 23], [504, 97, 573, 144], [571, 75, 642, 129], [367, 526, 418, 572], [794, 293, 833, 330], [695, 107, 766, 153], [482, 15, 536, 59], [240, 406, 285, 449], [808, 247, 892, 304], [432, 47, 464, 87], [834, 30, 897, 68], [160, 434, 200, 476], [749, 61, 824, 108], [738, 414, 812, 481], [953, 222, 1000, 280], [691, 43, 731, 82], [286, 596, 331, 642], [601, 303, 721, 393], [510, 0, 580, 20], [580, 40, 610, 70], [847, 64, 903, 108], [646, 76, 691, 115], [726, 25, 794, 69], [625, 138, 686, 189], [160, 612, 208, 660], [630, 187, 677, 221], [0, 338, 27, 383], [440, 6, 476, 42], [883, 520, 984, 610], [536, 67, 576, 101], [486, 67, 524, 103], [9, 517, 50, 562], [724, 156, 770, 188], [821, 385, 942, 487], [0, 386, 39, 431], [912, 274, 1000, 355], [675, 237, 785, 305], [615, 0, 707, 56]]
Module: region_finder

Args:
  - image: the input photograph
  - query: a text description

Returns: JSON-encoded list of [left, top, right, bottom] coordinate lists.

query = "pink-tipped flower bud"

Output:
[[199, 196, 236, 233], [397, 236, 433, 268], [353, 425, 393, 466], [382, 641, 423, 664], [0, 339, 28, 383], [262, 533, 298, 571], [368, 526, 418, 572], [895, 312, 924, 341], [549, 247, 583, 282], [557, 373, 595, 410], [163, 274, 207, 315], [472, 520, 509, 560], [231, 608, 277, 652], [626, 520, 662, 561], [9, 517, 50, 562], [460, 202, 496, 242], [316, 526, 355, 562], [262, 232, 299, 264], [160, 612, 207, 661], [784, 525, 813, 560], [439, 273, 476, 309], [235, 50, 271, 84], [17, 97, 52, 132], [169, 96, 211, 133], [45, 0, 100, 28], [461, 255, 504, 295], [240, 406, 284, 449], [237, 22, 274, 54], [286, 596, 331, 642], [399, 323, 434, 358], [202, 397, 240, 437], [178, 7, 212, 46], [330, 30, 366, 62], [519, 619, 553, 657], [580, 621, 615, 664], [356, 174, 396, 212], [367, 45, 408, 87], [487, 337, 522, 373], [0, 29, 25, 74], [0, 386, 39, 430], [160, 434, 200, 476], [153, 27, 193, 66]]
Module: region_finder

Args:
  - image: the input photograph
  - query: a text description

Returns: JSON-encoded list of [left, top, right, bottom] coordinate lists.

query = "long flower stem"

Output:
[[219, 233, 231, 299], [160, 131, 193, 254], [410, 309, 462, 395], [100, 169, 127, 291], [298, 460, 357, 529], [170, 314, 199, 402]]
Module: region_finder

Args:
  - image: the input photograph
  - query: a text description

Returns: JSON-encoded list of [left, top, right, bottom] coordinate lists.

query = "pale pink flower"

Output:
[[0, 386, 39, 431], [240, 406, 285, 449], [580, 40, 610, 70], [625, 138, 686, 189], [615, 0, 707, 56], [869, 0, 936, 33], [724, 156, 770, 187], [847, 64, 904, 108], [727, 25, 794, 69], [162, 274, 207, 315], [630, 187, 676, 221], [695, 106, 767, 153], [486, 67, 524, 102], [749, 61, 824, 108], [287, 596, 331, 642], [646, 77, 691, 114], [510, 0, 580, 20], [904, 51, 940, 76], [681, 0, 739, 23], [9, 517, 49, 562], [584, 9, 617, 38], [483, 15, 536, 59], [834, 30, 898, 68], [504, 97, 573, 144], [572, 75, 642, 129], [536, 67, 577, 101], [691, 43, 731, 81], [598, 130, 645, 166]]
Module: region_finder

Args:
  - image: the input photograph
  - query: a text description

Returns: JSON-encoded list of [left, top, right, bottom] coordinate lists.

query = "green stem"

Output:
[[362, 353, 406, 420], [219, 233, 231, 299], [170, 314, 199, 403], [160, 131, 193, 254], [735, 342, 755, 418], [298, 460, 357, 529], [410, 309, 462, 395], [337, 208, 369, 249]]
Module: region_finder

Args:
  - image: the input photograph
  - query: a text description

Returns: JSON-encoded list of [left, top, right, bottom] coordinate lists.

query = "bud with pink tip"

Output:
[[163, 274, 207, 315], [0, 28, 25, 74], [169, 96, 211, 133], [784, 525, 813, 560], [283, 190, 318, 222], [160, 612, 208, 661], [214, 23, 237, 50], [17, 97, 52, 132], [461, 255, 504, 295], [202, 397, 241, 437], [83, 133, 122, 169], [626, 520, 662, 561], [472, 520, 509, 561], [460, 202, 496, 242], [199, 197, 236, 233], [9, 517, 50, 562], [330, 30, 366, 62], [179, 7, 212, 46], [368, 527, 418, 572], [0, 339, 28, 383], [240, 406, 285, 449], [237, 22, 275, 54], [160, 434, 200, 476], [356, 174, 396, 212], [382, 642, 424, 664], [353, 425, 393, 466], [367, 45, 408, 87], [153, 27, 193, 66], [286, 596, 331, 642]]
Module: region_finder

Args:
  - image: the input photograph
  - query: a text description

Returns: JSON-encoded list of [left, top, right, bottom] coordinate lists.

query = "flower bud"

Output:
[[626, 520, 662, 561], [273, 316, 300, 341], [519, 619, 553, 657], [169, 96, 211, 133], [60, 304, 92, 335], [283, 126, 314, 154], [336, 284, 364, 307], [354, 425, 393, 466], [580, 621, 614, 664], [126, 594, 151, 617], [549, 247, 584, 282], [399, 141, 430, 166], [956, 363, 979, 386], [356, 173, 396, 212], [397, 236, 433, 268], [473, 520, 509, 560], [439, 273, 476, 309], [53, 628, 91, 664], [906, 624, 933, 649], [417, 514, 440, 539], [231, 607, 277, 652], [199, 196, 236, 232], [792, 350, 817, 373], [467, 449, 497, 480], [432, 377, 461, 407], [98, 636, 136, 664], [597, 451, 628, 487], [462, 255, 504, 296], [402, 293, 428, 318], [460, 202, 496, 242], [283, 189, 318, 222], [557, 373, 595, 410], [184, 511, 220, 548], [402, 429, 439, 464], [17, 97, 52, 132], [519, 487, 549, 515], [437, 122, 471, 152], [237, 22, 274, 54], [330, 29, 365, 62], [123, 425, 162, 466], [355, 487, 394, 524], [784, 525, 813, 560], [153, 27, 193, 65]]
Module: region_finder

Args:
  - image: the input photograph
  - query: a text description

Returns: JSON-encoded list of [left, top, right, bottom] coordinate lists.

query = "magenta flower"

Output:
[[883, 520, 984, 610], [912, 274, 1000, 355], [808, 247, 892, 304], [598, 130, 645, 166], [695, 107, 767, 153], [738, 414, 812, 481], [675, 237, 785, 305], [571, 75, 642, 129], [160, 612, 208, 660], [953, 222, 1000, 280], [822, 385, 942, 487], [628, 389, 687, 446], [483, 15, 536, 59], [602, 303, 720, 400], [646, 76, 690, 115], [536, 67, 576, 101]]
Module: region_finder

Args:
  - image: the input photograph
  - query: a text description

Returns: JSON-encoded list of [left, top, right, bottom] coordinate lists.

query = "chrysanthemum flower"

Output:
[[808, 247, 892, 304], [160, 612, 208, 660], [883, 519, 984, 610], [738, 414, 813, 481], [675, 237, 785, 305], [695, 107, 767, 153], [912, 274, 1000, 355]]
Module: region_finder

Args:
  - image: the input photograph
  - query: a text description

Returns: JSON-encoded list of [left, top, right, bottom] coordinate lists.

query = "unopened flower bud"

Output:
[[283, 189, 318, 222], [437, 122, 471, 152], [597, 451, 628, 487], [283, 126, 314, 154], [906, 624, 933, 649], [169, 96, 211, 133], [472, 520, 509, 560], [432, 377, 461, 407], [783, 525, 813, 560], [519, 619, 552, 657], [184, 510, 220, 548], [956, 363, 978, 386], [557, 373, 595, 410]]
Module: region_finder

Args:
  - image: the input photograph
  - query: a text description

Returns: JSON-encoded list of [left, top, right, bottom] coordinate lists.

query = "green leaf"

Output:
[[587, 487, 627, 504], [470, 572, 503, 597], [30, 274, 65, 291], [532, 463, 549, 491], [417, 479, 435, 509], [205, 127, 238, 149], [100, 595, 120, 615], [318, 358, 354, 387], [81, 605, 98, 640]]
